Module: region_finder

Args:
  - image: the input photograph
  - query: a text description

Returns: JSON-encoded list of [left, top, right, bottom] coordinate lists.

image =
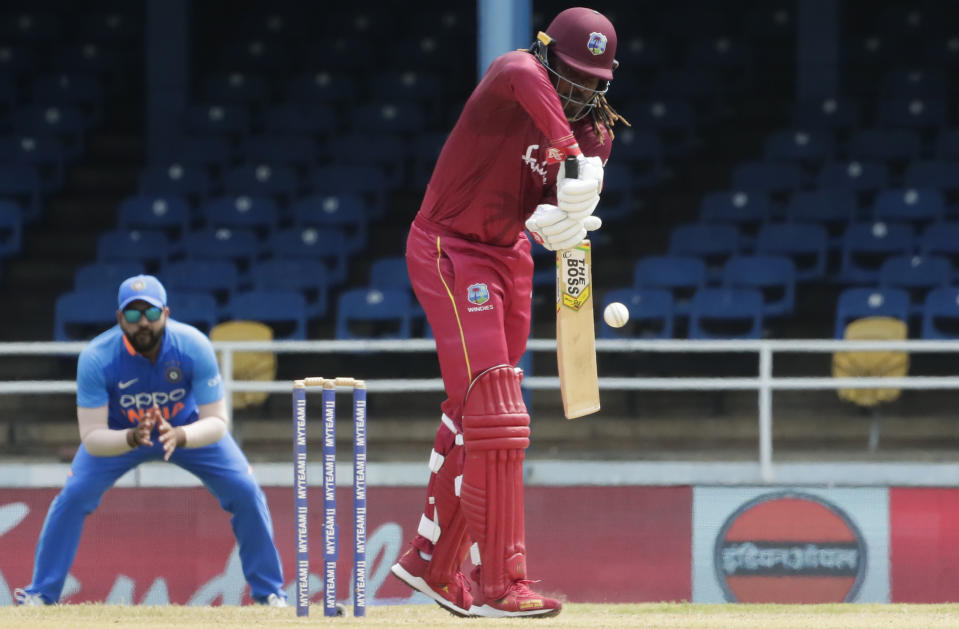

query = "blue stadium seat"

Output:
[[263, 102, 338, 138], [267, 227, 350, 286], [217, 38, 292, 73], [0, 76, 17, 115], [224, 289, 309, 340], [367, 71, 444, 117], [872, 187, 944, 228], [10, 104, 88, 159], [79, 10, 141, 44], [329, 132, 408, 188], [290, 193, 369, 254], [0, 164, 41, 221], [201, 72, 269, 108], [31, 73, 103, 124], [919, 222, 959, 281], [611, 128, 667, 187], [221, 163, 300, 205], [921, 287, 959, 339], [599, 287, 674, 339], [350, 101, 427, 135], [1, 11, 60, 44], [310, 164, 388, 217], [633, 255, 707, 316], [335, 287, 413, 339], [0, 200, 23, 257], [625, 99, 699, 157], [249, 258, 329, 318], [178, 227, 261, 273], [0, 134, 68, 193], [784, 189, 857, 248], [0, 44, 36, 79], [763, 128, 835, 171], [53, 287, 118, 341], [876, 98, 947, 132], [792, 97, 859, 136], [53, 43, 123, 82], [242, 134, 316, 170], [834, 287, 910, 338], [167, 290, 219, 335], [409, 131, 447, 191], [96, 229, 171, 271], [169, 136, 233, 175], [160, 259, 241, 314], [731, 161, 802, 201], [879, 254, 951, 316], [199, 195, 279, 238], [117, 194, 191, 238], [816, 160, 889, 208], [688, 288, 764, 339], [182, 103, 252, 139], [880, 68, 947, 99], [699, 189, 771, 246], [284, 72, 357, 107], [74, 261, 145, 291], [138, 162, 213, 204], [837, 221, 914, 284], [754, 222, 829, 282], [936, 129, 959, 161], [598, 162, 638, 222], [904, 161, 959, 215], [722, 255, 796, 317], [667, 222, 740, 281], [848, 128, 921, 166]]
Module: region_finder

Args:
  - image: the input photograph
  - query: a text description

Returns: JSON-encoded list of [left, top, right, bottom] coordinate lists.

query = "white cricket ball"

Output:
[[604, 302, 629, 328]]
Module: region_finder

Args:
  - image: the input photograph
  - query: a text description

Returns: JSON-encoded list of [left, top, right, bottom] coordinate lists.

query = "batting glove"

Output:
[[557, 155, 604, 220], [526, 204, 603, 251]]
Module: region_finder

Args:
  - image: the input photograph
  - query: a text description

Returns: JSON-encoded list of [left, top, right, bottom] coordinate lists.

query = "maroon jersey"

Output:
[[415, 50, 613, 246]]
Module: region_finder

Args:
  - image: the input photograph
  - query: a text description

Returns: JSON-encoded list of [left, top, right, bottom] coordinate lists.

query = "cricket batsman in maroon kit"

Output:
[[391, 7, 626, 618]]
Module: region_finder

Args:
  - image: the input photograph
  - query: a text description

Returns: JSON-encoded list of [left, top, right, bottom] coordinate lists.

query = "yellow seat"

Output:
[[832, 316, 908, 407], [210, 320, 276, 410]]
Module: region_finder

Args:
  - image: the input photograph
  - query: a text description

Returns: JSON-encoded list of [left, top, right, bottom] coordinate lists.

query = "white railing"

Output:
[[3, 338, 959, 483]]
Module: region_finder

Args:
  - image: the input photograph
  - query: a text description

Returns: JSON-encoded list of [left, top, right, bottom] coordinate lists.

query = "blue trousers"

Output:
[[25, 434, 285, 603]]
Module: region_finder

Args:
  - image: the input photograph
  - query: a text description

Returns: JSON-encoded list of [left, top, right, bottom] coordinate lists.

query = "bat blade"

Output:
[[556, 239, 600, 419]]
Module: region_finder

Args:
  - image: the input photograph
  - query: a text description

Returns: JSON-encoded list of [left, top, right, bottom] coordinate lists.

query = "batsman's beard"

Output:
[[126, 327, 161, 354]]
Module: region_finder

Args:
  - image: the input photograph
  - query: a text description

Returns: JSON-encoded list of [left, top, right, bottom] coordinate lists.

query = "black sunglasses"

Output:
[[122, 306, 163, 323]]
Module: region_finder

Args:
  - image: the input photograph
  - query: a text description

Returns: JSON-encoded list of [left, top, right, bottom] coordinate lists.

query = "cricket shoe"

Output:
[[469, 578, 562, 618], [256, 593, 288, 607], [14, 588, 49, 606], [390, 549, 473, 617]]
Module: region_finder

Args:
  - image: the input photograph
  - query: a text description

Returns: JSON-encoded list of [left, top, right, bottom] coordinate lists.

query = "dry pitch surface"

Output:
[[4, 603, 959, 629]]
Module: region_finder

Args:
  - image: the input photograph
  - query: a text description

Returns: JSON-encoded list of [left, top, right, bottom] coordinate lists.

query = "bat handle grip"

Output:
[[564, 155, 578, 179]]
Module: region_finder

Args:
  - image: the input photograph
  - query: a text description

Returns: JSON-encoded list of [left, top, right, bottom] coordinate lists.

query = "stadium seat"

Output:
[[904, 161, 959, 215], [610, 128, 667, 187], [784, 189, 857, 248], [201, 72, 270, 108], [74, 261, 145, 291], [329, 132, 408, 189], [816, 161, 889, 199], [209, 320, 276, 410], [31, 73, 103, 124], [200, 195, 279, 238], [160, 259, 241, 314], [117, 194, 191, 238], [625, 99, 699, 157], [699, 189, 771, 246], [248, 258, 330, 318], [224, 289, 309, 340], [0, 134, 68, 193], [833, 287, 911, 338], [667, 222, 740, 281], [182, 103, 252, 139], [0, 164, 41, 221], [10, 104, 89, 160], [722, 255, 796, 317], [763, 128, 835, 172], [876, 98, 947, 133], [936, 129, 959, 161], [138, 162, 214, 204], [335, 287, 413, 339], [96, 228, 171, 272], [267, 227, 350, 286], [263, 102, 338, 138], [369, 255, 410, 290], [217, 39, 291, 73], [792, 97, 859, 138], [880, 68, 947, 99], [0, 200, 23, 257], [166, 290, 219, 335], [633, 255, 707, 317], [284, 72, 357, 107], [599, 287, 674, 339], [921, 287, 959, 339], [350, 101, 427, 135], [837, 221, 915, 284], [367, 71, 443, 110], [597, 162, 638, 222], [409, 131, 447, 191], [310, 165, 388, 217], [221, 163, 300, 205], [754, 222, 829, 282], [878, 254, 951, 316], [919, 222, 959, 281], [168, 136, 233, 176], [53, 287, 118, 341], [872, 187, 944, 228], [688, 287, 764, 339], [848, 128, 921, 169], [731, 161, 802, 203], [290, 193, 369, 254], [242, 134, 316, 171], [177, 227, 261, 273]]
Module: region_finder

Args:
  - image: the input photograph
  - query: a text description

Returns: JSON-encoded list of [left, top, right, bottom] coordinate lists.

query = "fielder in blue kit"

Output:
[[15, 275, 287, 606]]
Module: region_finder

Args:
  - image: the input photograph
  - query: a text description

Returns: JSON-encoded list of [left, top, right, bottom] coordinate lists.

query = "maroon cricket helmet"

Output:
[[541, 7, 617, 81]]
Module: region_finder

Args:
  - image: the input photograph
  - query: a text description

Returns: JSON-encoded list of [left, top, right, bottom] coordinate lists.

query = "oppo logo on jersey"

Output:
[[119, 389, 188, 423]]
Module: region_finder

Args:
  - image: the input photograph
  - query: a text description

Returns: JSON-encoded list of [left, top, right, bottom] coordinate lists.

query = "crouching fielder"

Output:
[[390, 6, 625, 618]]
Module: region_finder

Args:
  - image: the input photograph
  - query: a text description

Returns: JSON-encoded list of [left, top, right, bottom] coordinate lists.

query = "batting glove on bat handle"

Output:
[[558, 155, 603, 220]]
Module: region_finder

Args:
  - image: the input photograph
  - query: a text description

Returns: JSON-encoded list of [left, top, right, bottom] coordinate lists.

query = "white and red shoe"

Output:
[[468, 569, 562, 618], [391, 549, 473, 617]]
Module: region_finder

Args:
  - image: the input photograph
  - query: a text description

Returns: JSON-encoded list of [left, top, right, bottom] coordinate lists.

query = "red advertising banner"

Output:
[[890, 488, 959, 603], [0, 485, 691, 605]]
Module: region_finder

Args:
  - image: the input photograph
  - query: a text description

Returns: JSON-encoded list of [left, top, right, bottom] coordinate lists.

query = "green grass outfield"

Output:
[[3, 603, 959, 629]]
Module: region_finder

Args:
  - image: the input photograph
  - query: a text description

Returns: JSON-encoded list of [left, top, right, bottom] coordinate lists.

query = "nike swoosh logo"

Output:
[[118, 379, 138, 390]]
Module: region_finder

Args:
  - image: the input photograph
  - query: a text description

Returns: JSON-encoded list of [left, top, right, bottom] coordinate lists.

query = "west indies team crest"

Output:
[[587, 32, 607, 55], [467, 283, 490, 306]]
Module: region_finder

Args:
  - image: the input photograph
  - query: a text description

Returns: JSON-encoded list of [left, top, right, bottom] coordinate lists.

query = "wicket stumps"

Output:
[[292, 377, 368, 618]]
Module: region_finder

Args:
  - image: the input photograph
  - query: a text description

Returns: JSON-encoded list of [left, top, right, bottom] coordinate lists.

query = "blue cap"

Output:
[[117, 274, 167, 310]]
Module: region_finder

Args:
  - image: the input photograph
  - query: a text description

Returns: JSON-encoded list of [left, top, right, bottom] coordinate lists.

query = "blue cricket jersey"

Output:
[[76, 319, 224, 429]]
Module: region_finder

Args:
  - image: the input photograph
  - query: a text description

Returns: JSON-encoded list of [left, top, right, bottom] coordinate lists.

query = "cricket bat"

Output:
[[555, 157, 600, 419]]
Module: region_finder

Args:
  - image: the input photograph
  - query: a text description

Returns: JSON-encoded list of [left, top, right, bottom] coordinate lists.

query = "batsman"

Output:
[[392, 7, 625, 618]]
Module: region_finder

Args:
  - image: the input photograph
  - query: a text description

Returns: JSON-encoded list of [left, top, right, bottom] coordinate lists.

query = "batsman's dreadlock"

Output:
[[590, 93, 629, 144]]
